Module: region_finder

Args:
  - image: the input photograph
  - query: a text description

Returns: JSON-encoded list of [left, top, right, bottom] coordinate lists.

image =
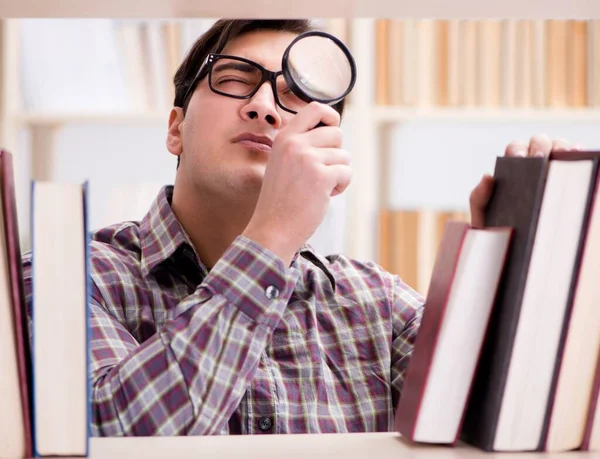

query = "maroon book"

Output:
[[1, 148, 33, 457], [395, 221, 512, 445]]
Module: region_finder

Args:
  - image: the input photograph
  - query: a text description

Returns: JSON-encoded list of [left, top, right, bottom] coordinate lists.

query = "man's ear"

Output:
[[167, 107, 184, 157]]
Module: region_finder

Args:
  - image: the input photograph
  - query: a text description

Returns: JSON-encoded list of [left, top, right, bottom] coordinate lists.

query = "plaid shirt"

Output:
[[22, 185, 424, 437]]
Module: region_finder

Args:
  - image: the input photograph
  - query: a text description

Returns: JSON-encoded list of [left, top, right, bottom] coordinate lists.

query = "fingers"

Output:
[[327, 164, 353, 197], [506, 133, 583, 158], [528, 133, 553, 157], [469, 174, 495, 228], [505, 139, 528, 157], [552, 138, 572, 152], [305, 126, 344, 148], [286, 102, 341, 134], [315, 148, 352, 166]]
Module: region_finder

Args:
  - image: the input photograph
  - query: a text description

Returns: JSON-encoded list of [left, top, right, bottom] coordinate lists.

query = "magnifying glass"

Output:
[[281, 31, 356, 115]]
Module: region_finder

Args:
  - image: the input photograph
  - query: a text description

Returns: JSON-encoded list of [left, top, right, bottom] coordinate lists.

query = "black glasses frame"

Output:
[[180, 53, 299, 114]]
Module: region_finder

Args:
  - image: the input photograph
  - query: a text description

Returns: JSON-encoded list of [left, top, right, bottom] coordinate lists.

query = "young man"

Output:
[[22, 19, 572, 437]]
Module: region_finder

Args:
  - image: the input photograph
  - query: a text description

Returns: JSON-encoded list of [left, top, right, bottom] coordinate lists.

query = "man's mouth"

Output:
[[232, 132, 274, 153]]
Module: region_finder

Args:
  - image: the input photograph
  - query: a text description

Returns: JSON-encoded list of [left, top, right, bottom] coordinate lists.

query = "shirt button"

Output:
[[258, 416, 273, 431], [264, 285, 280, 299]]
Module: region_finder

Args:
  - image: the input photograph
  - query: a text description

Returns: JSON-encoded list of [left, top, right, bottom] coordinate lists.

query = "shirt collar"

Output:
[[140, 185, 196, 277], [139, 185, 337, 290]]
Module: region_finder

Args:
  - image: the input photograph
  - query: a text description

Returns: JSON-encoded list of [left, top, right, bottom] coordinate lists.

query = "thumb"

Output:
[[469, 174, 494, 228]]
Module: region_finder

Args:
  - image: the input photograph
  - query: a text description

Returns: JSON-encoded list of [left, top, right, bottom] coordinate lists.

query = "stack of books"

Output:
[[395, 152, 600, 453], [0, 148, 90, 458]]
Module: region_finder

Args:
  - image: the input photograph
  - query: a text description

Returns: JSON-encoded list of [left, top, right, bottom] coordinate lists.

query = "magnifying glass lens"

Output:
[[284, 33, 355, 105]]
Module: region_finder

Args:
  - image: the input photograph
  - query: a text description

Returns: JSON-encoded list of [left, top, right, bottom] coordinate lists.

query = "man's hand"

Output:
[[243, 102, 352, 266], [469, 134, 582, 228]]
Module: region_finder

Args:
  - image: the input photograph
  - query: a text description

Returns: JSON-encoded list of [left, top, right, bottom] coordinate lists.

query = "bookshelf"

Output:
[[14, 112, 167, 125], [86, 432, 598, 458], [373, 106, 600, 122], [2, 18, 600, 266]]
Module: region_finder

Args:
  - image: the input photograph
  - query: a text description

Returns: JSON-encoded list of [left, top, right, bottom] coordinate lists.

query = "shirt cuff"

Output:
[[201, 235, 300, 328]]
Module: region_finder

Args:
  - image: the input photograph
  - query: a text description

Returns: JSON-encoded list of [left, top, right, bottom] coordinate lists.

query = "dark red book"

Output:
[[395, 221, 512, 445], [0, 148, 33, 458]]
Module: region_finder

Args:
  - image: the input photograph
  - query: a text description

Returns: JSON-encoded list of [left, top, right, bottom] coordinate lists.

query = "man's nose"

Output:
[[240, 82, 283, 128]]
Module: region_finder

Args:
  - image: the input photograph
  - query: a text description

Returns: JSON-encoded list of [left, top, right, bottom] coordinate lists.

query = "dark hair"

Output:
[[172, 19, 347, 167]]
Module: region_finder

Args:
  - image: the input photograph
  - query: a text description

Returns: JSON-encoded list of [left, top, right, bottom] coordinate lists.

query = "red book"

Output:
[[395, 221, 512, 445], [0, 148, 33, 457]]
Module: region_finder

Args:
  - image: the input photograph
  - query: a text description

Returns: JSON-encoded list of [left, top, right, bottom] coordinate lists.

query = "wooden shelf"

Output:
[[1, 0, 600, 19], [13, 111, 168, 126], [372, 106, 600, 123], [88, 432, 595, 459]]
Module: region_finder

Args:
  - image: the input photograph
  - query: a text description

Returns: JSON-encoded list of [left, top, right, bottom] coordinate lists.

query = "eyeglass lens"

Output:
[[210, 58, 308, 112]]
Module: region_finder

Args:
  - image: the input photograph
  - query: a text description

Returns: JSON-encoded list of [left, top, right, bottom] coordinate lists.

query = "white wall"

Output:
[[14, 122, 174, 249], [386, 119, 600, 211]]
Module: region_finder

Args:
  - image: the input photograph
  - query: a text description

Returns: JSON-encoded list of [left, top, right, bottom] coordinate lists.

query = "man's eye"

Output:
[[277, 84, 293, 95], [216, 78, 252, 85]]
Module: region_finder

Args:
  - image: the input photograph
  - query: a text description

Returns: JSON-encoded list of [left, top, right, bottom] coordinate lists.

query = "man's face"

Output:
[[174, 29, 298, 200]]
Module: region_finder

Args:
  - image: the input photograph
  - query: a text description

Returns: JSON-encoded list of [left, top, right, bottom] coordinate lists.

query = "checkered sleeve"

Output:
[[390, 274, 425, 409], [27, 236, 301, 436]]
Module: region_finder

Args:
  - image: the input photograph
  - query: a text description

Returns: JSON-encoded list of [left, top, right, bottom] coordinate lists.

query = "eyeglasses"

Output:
[[180, 53, 310, 114]]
